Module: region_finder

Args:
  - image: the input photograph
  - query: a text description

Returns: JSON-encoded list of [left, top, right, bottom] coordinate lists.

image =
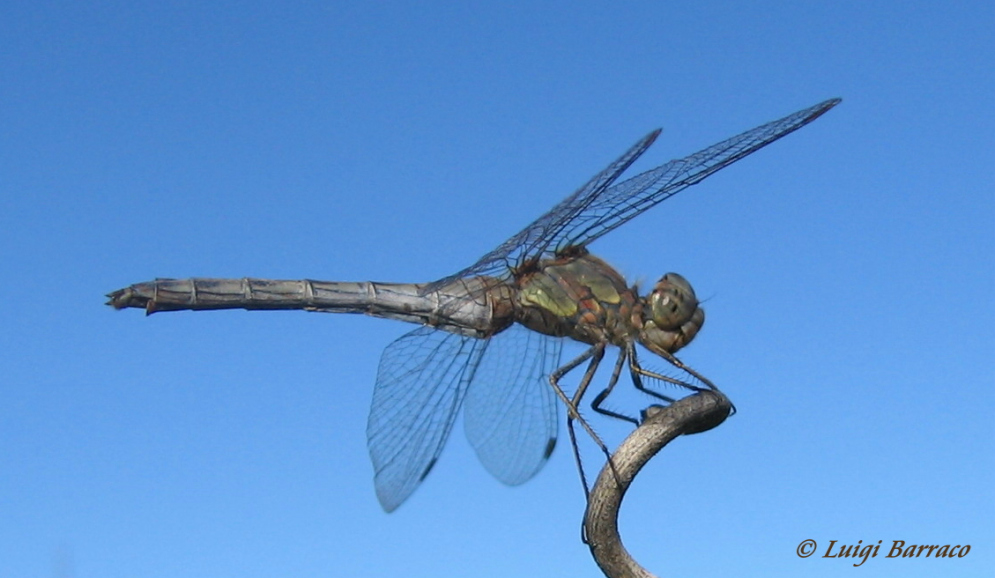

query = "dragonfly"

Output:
[[108, 98, 840, 512]]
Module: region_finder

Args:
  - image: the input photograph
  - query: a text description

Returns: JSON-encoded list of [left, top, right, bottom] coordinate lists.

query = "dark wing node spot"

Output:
[[419, 458, 438, 482], [543, 437, 557, 459]]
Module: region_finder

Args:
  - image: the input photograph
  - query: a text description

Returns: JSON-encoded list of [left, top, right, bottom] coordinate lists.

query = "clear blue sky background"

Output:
[[2, 2, 992, 577]]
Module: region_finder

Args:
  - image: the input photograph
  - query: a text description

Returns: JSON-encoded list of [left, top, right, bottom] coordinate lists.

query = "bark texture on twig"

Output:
[[584, 391, 733, 578]]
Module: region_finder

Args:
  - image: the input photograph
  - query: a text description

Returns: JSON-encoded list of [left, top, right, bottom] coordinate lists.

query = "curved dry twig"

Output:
[[584, 391, 733, 578]]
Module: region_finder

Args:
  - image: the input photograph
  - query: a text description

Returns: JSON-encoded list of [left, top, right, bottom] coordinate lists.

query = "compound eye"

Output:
[[649, 273, 698, 330]]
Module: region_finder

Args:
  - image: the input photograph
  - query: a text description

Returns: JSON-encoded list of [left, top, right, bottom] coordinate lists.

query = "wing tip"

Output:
[[808, 97, 843, 121]]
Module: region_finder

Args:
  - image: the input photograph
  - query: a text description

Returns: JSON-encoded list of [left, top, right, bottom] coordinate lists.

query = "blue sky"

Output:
[[1, 1, 992, 577]]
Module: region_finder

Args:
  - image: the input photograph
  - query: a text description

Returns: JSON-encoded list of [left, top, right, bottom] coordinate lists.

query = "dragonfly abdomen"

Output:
[[107, 278, 364, 313], [106, 277, 515, 338]]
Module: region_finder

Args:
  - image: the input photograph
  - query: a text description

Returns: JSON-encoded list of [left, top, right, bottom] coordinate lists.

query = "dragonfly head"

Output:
[[638, 272, 704, 354]]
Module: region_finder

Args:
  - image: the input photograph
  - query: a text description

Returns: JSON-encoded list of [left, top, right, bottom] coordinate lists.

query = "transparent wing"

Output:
[[428, 98, 840, 291], [463, 325, 563, 486], [367, 326, 487, 512], [551, 98, 840, 250], [424, 128, 660, 292]]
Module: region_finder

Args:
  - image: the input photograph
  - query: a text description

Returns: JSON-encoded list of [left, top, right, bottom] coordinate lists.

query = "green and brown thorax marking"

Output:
[[513, 250, 642, 346]]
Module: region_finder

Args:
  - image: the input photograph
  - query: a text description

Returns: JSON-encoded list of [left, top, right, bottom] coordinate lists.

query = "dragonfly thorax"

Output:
[[637, 272, 705, 355], [512, 251, 642, 346]]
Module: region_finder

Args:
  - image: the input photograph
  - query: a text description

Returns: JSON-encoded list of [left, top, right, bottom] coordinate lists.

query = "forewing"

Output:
[[550, 98, 841, 250], [427, 98, 839, 290], [367, 326, 487, 512], [424, 129, 660, 293], [463, 325, 563, 486]]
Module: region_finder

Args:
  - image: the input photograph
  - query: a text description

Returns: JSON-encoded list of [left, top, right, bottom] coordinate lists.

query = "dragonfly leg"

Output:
[[646, 346, 720, 392], [628, 345, 735, 419], [589, 348, 641, 426], [627, 343, 684, 406], [549, 343, 613, 500]]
